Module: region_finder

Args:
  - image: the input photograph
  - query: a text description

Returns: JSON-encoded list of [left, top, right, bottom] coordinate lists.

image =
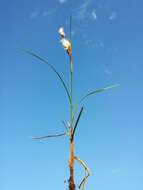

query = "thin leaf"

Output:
[[62, 121, 69, 131], [79, 173, 90, 190], [71, 107, 83, 141], [74, 156, 90, 175], [32, 133, 66, 140], [80, 84, 119, 103], [23, 50, 71, 104], [62, 121, 71, 136], [74, 156, 90, 189]]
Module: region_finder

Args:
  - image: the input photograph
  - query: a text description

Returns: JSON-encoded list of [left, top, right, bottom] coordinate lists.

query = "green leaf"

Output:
[[80, 84, 119, 103], [71, 107, 84, 141], [32, 133, 66, 140], [23, 50, 71, 104]]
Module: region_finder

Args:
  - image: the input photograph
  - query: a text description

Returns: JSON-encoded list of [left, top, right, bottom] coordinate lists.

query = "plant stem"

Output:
[[69, 54, 75, 190], [70, 54, 73, 128], [69, 138, 75, 190]]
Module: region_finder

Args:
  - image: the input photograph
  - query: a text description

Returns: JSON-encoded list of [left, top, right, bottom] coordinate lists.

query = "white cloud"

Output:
[[74, 0, 97, 23], [59, 0, 67, 4], [29, 9, 56, 19], [109, 11, 117, 20], [75, 0, 90, 20], [91, 9, 97, 20]]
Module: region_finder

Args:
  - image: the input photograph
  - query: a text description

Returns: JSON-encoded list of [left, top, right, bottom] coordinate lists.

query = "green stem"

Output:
[[70, 54, 73, 130], [69, 53, 76, 190]]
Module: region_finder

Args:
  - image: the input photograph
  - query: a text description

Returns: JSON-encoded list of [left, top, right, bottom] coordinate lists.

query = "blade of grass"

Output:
[[23, 50, 71, 104], [62, 121, 70, 136], [80, 84, 119, 103], [79, 173, 90, 190], [74, 156, 90, 189], [32, 133, 66, 140], [62, 121, 69, 131], [71, 107, 83, 141]]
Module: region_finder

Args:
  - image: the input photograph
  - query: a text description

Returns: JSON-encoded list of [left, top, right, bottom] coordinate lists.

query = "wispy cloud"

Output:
[[111, 168, 121, 174], [81, 38, 105, 49], [42, 11, 49, 17], [104, 68, 112, 75], [91, 9, 97, 20], [42, 9, 56, 17], [74, 0, 91, 20], [29, 9, 56, 19], [95, 41, 105, 49], [73, 0, 97, 23], [29, 11, 40, 19], [109, 11, 117, 20], [59, 0, 67, 4]]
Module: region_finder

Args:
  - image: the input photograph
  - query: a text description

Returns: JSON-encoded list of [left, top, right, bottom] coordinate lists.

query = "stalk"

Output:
[[70, 54, 73, 128], [69, 53, 75, 190]]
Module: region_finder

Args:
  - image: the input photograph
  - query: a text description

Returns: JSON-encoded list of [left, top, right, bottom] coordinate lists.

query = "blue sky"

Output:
[[0, 0, 143, 189]]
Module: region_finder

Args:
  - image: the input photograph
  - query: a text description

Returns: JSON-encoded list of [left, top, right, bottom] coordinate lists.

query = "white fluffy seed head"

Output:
[[60, 38, 71, 55], [58, 27, 65, 38]]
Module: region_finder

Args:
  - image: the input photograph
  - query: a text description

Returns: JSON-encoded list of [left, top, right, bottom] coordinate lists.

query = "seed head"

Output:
[[60, 38, 72, 55], [58, 27, 65, 38]]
